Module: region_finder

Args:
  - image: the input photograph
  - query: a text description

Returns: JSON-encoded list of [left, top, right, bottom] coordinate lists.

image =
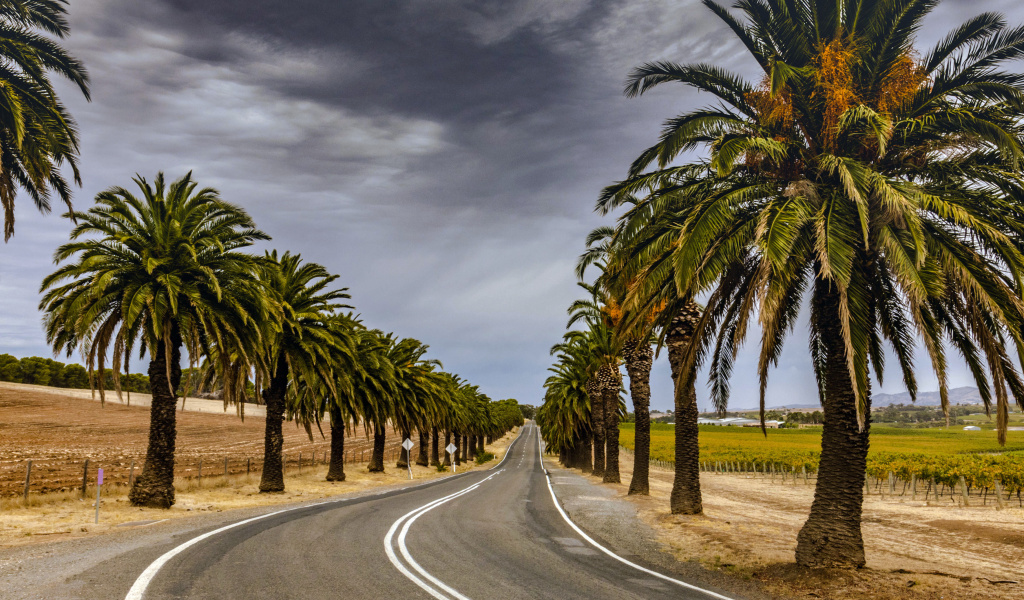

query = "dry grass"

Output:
[[547, 451, 1024, 600], [0, 427, 519, 548]]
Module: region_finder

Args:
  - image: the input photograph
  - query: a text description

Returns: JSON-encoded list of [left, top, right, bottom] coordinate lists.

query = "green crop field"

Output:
[[619, 423, 1024, 491]]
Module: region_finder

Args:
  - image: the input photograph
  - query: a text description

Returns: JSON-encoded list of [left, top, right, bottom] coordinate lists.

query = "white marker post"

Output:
[[446, 443, 457, 473], [402, 438, 414, 480], [94, 468, 103, 524]]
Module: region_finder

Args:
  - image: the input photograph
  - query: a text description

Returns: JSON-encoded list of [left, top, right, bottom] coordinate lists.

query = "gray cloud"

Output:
[[2, 0, 1022, 411]]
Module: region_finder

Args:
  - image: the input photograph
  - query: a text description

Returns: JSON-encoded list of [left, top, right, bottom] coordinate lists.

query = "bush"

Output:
[[435, 463, 448, 472], [475, 451, 495, 465]]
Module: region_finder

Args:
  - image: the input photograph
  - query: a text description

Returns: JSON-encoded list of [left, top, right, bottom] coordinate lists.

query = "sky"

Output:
[[1, 0, 1022, 412]]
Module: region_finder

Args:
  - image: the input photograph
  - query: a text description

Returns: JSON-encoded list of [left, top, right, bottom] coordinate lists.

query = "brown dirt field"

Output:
[[561, 452, 1024, 600], [0, 426, 520, 549], [0, 383, 405, 496]]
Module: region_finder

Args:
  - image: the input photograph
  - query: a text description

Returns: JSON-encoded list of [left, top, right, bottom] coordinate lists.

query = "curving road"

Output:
[[97, 424, 737, 599]]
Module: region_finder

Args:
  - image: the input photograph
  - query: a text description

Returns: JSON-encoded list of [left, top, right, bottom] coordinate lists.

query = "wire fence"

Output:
[[619, 445, 1023, 509], [1, 442, 407, 499]]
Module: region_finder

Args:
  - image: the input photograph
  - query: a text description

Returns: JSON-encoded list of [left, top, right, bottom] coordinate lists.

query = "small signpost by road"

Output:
[[94, 468, 104, 524], [446, 443, 457, 473], [402, 438, 415, 480]]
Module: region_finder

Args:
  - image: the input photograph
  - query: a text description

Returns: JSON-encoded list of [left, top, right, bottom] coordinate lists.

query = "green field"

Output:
[[619, 422, 1024, 491]]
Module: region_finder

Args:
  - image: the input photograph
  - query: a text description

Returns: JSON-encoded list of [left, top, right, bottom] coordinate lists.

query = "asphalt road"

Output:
[[28, 424, 740, 600]]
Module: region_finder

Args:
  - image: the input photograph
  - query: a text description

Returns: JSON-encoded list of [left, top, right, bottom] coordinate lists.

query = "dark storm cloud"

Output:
[[3, 0, 1021, 410]]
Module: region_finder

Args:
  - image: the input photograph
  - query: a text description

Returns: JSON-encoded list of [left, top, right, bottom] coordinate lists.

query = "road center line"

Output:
[[383, 425, 528, 599], [536, 429, 735, 600]]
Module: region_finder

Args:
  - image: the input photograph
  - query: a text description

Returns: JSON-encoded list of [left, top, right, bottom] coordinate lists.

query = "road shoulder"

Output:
[[541, 456, 775, 600]]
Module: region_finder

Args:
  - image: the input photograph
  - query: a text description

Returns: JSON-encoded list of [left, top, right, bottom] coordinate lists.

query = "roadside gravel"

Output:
[[542, 458, 775, 600]]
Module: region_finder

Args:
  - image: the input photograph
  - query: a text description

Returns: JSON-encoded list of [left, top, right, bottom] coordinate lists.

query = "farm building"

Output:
[[963, 425, 981, 431]]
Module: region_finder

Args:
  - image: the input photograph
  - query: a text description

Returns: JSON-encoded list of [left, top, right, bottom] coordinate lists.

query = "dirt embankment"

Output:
[[577, 452, 1024, 600]]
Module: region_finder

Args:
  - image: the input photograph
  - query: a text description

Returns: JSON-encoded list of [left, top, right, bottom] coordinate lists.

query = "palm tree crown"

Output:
[[0, 0, 90, 241]]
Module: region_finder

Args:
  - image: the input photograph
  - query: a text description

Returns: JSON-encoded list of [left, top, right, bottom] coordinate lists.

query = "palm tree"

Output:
[[257, 251, 351, 493], [568, 286, 625, 483], [612, 0, 1024, 567], [539, 346, 592, 469], [40, 172, 268, 508], [0, 0, 90, 242], [577, 228, 661, 495], [285, 313, 360, 483]]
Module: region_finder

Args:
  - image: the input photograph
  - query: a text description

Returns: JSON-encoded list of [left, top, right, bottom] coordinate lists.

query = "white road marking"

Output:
[[123, 441, 501, 600], [383, 426, 529, 599], [536, 429, 735, 600]]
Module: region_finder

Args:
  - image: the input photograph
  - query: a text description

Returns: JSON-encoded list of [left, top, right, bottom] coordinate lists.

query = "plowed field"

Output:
[[0, 383, 402, 497]]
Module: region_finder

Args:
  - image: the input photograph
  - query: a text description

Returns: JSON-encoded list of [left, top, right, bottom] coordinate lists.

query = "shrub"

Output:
[[475, 451, 495, 465]]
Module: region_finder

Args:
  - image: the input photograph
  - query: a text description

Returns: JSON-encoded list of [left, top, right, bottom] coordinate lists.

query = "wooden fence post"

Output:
[[959, 476, 970, 507], [298, 452, 302, 474], [995, 480, 1005, 510], [23, 460, 32, 503], [198, 458, 203, 487], [81, 459, 90, 499], [911, 474, 917, 500], [224, 457, 228, 477], [247, 458, 251, 475]]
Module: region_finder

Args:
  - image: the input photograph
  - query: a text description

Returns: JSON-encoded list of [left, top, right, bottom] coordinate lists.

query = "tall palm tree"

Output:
[[612, 0, 1024, 567], [285, 313, 360, 482], [577, 228, 662, 495], [568, 285, 625, 483], [540, 345, 593, 469], [549, 330, 602, 473], [40, 172, 268, 508], [257, 251, 351, 493], [0, 0, 90, 242]]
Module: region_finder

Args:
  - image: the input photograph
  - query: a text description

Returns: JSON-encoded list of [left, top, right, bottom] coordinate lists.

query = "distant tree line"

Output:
[[0, 354, 151, 393], [872, 404, 974, 426]]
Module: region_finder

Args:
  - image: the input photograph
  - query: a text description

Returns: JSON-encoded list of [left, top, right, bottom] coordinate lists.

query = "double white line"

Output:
[[383, 471, 502, 600], [383, 425, 529, 599]]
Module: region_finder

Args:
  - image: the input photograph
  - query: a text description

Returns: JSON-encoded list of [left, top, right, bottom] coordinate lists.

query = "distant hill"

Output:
[[727, 386, 983, 412], [870, 386, 982, 407]]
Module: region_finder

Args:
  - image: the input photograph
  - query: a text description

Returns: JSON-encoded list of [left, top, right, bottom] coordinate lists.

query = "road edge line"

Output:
[[537, 430, 735, 600]]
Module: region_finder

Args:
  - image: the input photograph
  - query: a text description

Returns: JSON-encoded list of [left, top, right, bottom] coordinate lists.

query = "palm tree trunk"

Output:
[[624, 338, 654, 495], [477, 435, 485, 454], [453, 432, 462, 465], [460, 434, 468, 463], [667, 303, 703, 514], [368, 421, 386, 472], [601, 365, 621, 484], [468, 434, 478, 460], [129, 325, 182, 508], [443, 430, 452, 466], [795, 284, 870, 568], [326, 408, 346, 482], [416, 430, 429, 466], [589, 379, 606, 478], [259, 357, 289, 493], [579, 430, 593, 474], [570, 439, 581, 468], [431, 427, 441, 466], [397, 427, 410, 468]]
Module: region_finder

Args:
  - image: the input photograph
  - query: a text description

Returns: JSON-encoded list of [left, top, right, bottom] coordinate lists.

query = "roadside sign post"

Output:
[[94, 468, 103, 524], [446, 443, 457, 473], [402, 438, 415, 480]]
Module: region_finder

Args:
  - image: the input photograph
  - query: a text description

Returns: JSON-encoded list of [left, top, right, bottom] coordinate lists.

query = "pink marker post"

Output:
[[94, 468, 104, 524]]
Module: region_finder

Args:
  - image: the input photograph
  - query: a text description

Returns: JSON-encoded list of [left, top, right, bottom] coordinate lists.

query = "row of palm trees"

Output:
[[539, 0, 1024, 569], [39, 172, 524, 508]]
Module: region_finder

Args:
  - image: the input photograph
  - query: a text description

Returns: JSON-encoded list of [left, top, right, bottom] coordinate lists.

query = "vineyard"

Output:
[[620, 422, 1024, 494]]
